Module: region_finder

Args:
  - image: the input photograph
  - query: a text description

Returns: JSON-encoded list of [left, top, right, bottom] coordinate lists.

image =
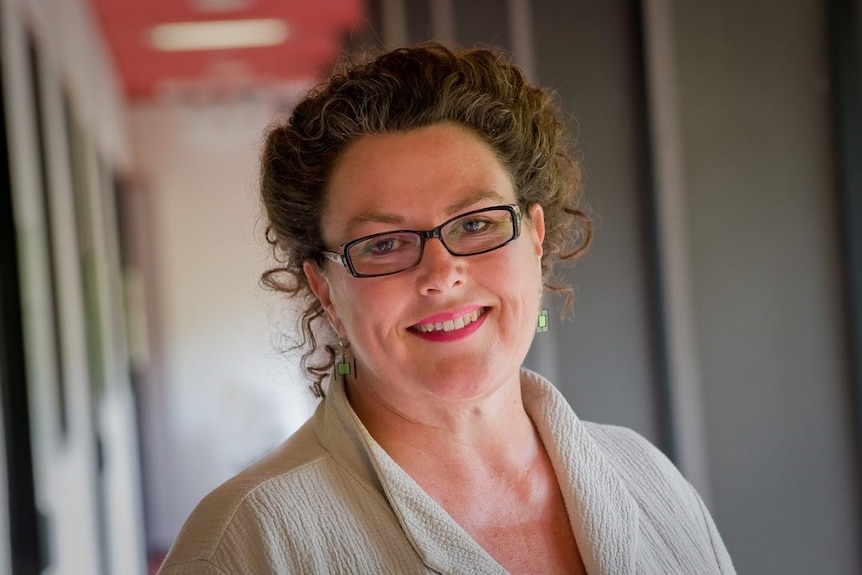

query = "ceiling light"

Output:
[[151, 19, 289, 52], [193, 0, 252, 11]]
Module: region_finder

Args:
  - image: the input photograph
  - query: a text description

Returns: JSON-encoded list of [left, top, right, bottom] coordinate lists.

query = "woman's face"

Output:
[[304, 122, 545, 412]]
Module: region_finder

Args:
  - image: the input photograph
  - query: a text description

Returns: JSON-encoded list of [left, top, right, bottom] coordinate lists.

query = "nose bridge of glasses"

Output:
[[420, 225, 444, 240], [418, 223, 463, 260]]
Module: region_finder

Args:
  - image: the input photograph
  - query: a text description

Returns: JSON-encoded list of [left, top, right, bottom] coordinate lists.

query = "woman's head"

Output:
[[260, 42, 591, 392]]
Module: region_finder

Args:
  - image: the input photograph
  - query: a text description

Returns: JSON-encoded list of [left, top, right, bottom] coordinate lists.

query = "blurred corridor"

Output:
[[1, 0, 861, 573]]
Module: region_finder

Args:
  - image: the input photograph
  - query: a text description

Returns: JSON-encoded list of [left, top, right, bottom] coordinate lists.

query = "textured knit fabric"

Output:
[[158, 369, 736, 574]]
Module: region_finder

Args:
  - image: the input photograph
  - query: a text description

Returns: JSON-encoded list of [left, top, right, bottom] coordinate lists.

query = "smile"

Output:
[[413, 308, 486, 333]]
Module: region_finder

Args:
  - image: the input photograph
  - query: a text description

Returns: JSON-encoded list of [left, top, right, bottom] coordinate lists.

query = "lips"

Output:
[[413, 307, 486, 333]]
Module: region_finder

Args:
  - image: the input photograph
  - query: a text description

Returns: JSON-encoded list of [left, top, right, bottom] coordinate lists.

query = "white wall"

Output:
[[20, 0, 132, 170], [2, 0, 146, 572], [129, 100, 318, 551]]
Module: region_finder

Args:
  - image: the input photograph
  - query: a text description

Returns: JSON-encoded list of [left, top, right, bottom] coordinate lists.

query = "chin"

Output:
[[417, 359, 514, 401]]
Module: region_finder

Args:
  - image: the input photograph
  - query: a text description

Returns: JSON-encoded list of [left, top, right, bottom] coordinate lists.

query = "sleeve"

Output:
[[584, 422, 737, 574]]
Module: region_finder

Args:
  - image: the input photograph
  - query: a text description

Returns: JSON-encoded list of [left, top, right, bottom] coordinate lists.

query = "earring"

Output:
[[536, 309, 549, 333], [336, 339, 356, 379]]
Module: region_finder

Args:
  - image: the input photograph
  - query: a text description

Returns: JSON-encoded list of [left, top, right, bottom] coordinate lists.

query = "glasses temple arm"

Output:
[[322, 251, 348, 268]]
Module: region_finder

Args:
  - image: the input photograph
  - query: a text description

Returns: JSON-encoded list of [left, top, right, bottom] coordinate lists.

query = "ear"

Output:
[[527, 204, 545, 258], [303, 260, 345, 336]]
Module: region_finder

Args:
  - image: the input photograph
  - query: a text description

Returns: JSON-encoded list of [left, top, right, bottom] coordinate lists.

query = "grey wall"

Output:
[[674, 1, 860, 572], [452, 0, 511, 48]]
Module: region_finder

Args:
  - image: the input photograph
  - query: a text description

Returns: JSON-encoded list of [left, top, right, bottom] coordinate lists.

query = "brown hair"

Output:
[[260, 42, 591, 394]]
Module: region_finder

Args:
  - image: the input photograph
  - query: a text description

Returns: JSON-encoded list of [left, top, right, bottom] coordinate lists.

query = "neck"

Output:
[[344, 371, 540, 477]]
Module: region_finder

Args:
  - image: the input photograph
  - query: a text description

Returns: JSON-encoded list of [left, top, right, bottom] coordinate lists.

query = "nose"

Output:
[[416, 237, 465, 294]]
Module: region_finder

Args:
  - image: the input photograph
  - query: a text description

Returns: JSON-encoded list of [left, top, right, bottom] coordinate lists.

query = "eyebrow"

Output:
[[344, 190, 507, 231]]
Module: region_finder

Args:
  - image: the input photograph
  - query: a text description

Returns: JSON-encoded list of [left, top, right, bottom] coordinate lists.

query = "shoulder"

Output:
[[204, 416, 333, 511], [581, 423, 736, 573], [582, 422, 675, 473], [581, 421, 694, 500], [159, 404, 422, 574], [159, 419, 335, 571], [577, 422, 708, 532]]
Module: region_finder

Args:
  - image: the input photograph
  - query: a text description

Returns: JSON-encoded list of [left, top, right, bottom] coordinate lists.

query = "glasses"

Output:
[[322, 204, 522, 278]]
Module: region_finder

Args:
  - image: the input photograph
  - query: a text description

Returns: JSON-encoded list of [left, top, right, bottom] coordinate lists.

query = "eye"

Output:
[[353, 233, 414, 259], [370, 237, 400, 254], [461, 218, 491, 233]]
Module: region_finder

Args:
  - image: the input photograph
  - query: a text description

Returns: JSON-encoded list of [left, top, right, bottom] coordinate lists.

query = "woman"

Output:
[[159, 43, 735, 574]]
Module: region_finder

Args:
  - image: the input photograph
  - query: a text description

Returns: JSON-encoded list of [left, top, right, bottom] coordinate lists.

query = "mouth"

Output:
[[412, 307, 487, 334]]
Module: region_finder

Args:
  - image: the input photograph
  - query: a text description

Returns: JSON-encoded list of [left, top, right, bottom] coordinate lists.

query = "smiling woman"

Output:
[[157, 43, 736, 575]]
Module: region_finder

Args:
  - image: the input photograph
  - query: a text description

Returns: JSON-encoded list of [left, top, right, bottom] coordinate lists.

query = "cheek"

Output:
[[324, 276, 362, 337], [511, 249, 544, 321], [330, 279, 401, 339], [484, 248, 542, 315], [511, 240, 543, 287]]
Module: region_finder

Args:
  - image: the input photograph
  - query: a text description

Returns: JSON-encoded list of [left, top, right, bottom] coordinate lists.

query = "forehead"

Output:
[[321, 123, 515, 238]]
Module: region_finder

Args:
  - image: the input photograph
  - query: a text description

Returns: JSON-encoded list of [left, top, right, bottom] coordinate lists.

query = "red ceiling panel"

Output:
[[86, 0, 367, 101]]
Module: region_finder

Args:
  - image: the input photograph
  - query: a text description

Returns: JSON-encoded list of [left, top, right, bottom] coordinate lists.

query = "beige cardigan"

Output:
[[159, 370, 735, 574]]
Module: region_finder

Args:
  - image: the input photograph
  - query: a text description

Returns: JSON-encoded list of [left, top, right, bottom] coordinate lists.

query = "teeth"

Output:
[[416, 309, 483, 333]]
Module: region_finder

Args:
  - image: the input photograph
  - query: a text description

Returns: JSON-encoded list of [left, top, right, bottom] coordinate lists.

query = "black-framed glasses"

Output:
[[322, 204, 522, 278]]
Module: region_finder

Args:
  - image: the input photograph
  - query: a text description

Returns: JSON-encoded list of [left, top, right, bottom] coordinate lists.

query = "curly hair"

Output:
[[260, 42, 591, 394]]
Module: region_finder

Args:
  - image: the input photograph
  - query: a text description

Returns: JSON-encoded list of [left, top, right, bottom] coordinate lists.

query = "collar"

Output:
[[315, 370, 639, 575], [521, 369, 639, 575]]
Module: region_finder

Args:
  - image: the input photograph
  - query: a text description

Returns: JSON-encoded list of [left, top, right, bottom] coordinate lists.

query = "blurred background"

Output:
[[1, 0, 860, 573]]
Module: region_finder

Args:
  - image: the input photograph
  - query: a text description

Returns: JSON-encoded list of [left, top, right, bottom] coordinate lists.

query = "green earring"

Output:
[[537, 309, 549, 333], [337, 340, 355, 378]]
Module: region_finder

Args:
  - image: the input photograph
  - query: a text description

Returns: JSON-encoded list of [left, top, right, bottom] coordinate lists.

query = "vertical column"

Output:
[[380, 0, 408, 47], [429, 0, 455, 44], [640, 0, 712, 499], [830, 0, 862, 568]]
